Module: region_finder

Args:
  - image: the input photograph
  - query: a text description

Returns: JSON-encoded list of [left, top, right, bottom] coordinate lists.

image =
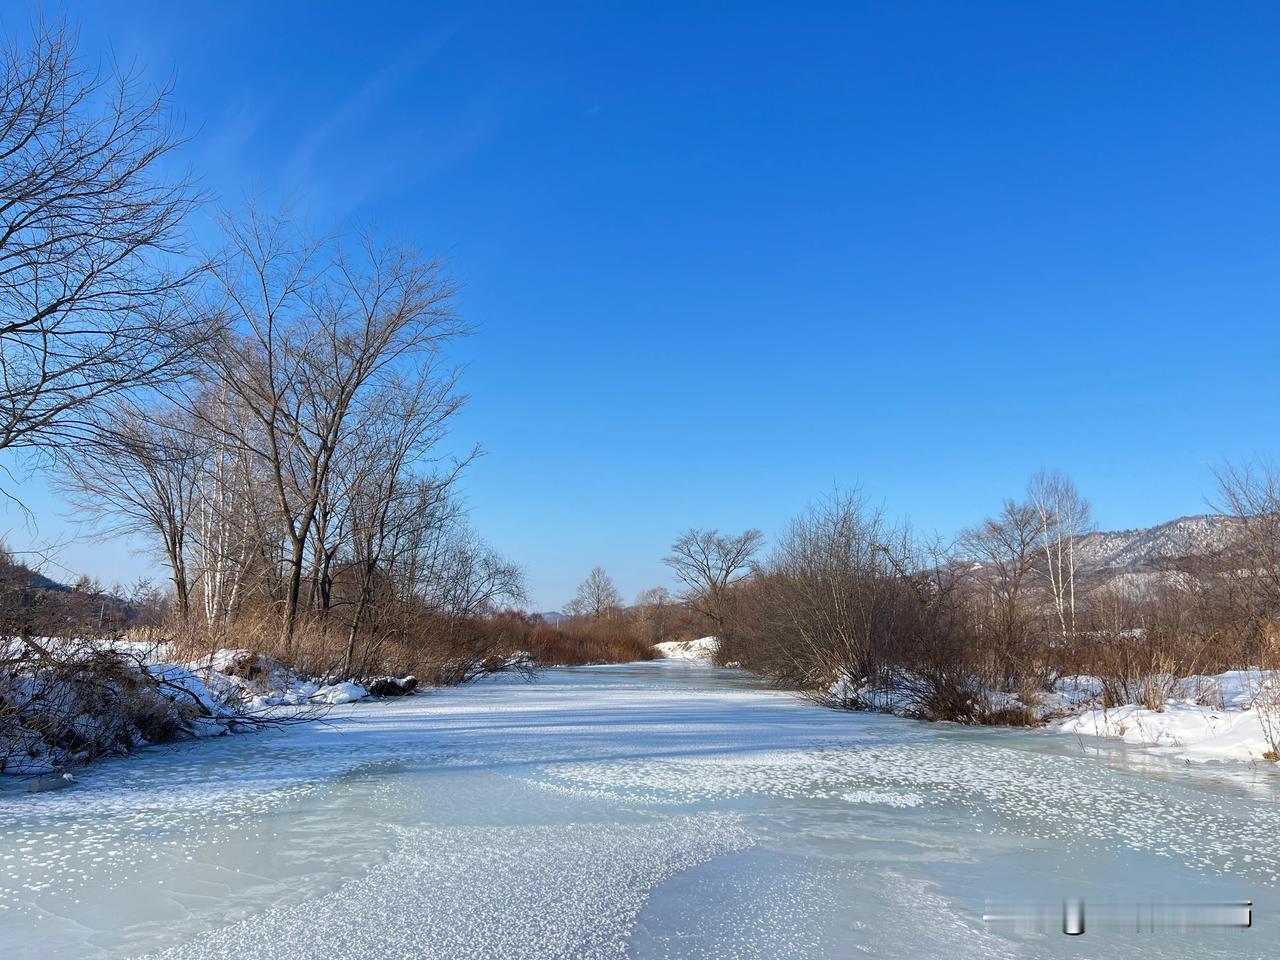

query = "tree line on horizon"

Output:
[[558, 464, 1280, 732]]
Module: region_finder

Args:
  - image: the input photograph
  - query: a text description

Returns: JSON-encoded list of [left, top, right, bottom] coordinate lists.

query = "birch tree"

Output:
[[1028, 470, 1091, 638]]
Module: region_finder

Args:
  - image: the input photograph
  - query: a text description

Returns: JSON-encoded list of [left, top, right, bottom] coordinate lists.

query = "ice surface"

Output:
[[143, 816, 754, 960], [1, 660, 1278, 959]]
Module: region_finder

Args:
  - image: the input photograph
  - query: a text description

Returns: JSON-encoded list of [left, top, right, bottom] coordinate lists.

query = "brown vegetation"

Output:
[[471, 610, 658, 667], [669, 470, 1280, 728]]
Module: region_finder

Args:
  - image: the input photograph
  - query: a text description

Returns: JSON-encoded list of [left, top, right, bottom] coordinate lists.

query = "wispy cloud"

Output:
[[285, 29, 453, 189]]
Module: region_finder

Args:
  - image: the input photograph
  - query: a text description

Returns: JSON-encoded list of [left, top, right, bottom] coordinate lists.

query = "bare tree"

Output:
[[634, 586, 674, 644], [58, 400, 201, 619], [0, 19, 207, 469], [410, 521, 526, 669], [427, 530, 525, 620], [568, 566, 622, 619], [336, 386, 474, 676], [1028, 469, 1091, 638], [1214, 461, 1280, 642], [190, 386, 266, 629], [202, 209, 463, 647], [664, 527, 763, 632], [959, 496, 1042, 680]]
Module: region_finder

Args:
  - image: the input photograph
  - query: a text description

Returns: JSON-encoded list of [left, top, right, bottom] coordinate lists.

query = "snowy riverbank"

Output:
[[0, 639, 417, 776], [653, 636, 1280, 765], [1050, 670, 1280, 763], [833, 668, 1280, 764], [653, 636, 720, 661]]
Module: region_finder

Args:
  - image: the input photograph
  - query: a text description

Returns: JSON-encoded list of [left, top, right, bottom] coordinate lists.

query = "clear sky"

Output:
[[1, 1, 1278, 609]]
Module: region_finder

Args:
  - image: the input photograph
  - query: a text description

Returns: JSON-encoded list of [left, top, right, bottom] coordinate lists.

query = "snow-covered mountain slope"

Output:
[[1073, 514, 1242, 570]]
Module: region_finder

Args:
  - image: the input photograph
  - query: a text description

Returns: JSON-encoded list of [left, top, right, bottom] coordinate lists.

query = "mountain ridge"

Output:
[[1074, 514, 1242, 571]]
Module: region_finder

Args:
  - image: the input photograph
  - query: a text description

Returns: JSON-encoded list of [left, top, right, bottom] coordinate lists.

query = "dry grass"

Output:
[[1247, 666, 1280, 761], [475, 612, 657, 667]]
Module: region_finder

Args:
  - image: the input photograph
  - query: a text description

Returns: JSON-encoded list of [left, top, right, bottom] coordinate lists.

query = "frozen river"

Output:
[[2, 660, 1278, 959]]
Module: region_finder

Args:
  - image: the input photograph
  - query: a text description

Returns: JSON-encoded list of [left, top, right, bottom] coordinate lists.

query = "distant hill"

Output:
[[537, 611, 569, 624], [1074, 515, 1243, 571], [0, 552, 140, 634], [15, 567, 72, 593], [959, 514, 1248, 600]]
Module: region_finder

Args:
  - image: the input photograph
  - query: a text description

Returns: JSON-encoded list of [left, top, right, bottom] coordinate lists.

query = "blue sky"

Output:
[[2, 1, 1278, 609]]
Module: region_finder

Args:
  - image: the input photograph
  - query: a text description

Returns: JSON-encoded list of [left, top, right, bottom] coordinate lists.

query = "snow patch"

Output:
[[182, 649, 371, 710], [654, 637, 719, 661]]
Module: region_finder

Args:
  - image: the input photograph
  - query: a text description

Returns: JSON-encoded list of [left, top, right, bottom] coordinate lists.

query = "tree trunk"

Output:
[[281, 537, 307, 650]]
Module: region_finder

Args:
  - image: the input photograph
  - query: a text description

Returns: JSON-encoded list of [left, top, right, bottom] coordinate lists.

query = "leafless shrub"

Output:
[[1, 638, 233, 774], [551, 617, 658, 665], [713, 471, 1253, 726], [726, 491, 900, 685], [1190, 676, 1224, 709]]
